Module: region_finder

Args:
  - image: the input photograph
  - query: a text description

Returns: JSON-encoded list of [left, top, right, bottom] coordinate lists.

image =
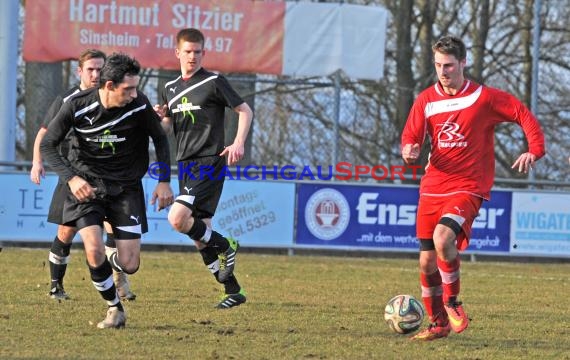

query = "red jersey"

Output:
[[401, 80, 545, 200]]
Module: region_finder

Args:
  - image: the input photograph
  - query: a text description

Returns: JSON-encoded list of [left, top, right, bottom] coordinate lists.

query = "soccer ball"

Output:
[[384, 294, 424, 334]]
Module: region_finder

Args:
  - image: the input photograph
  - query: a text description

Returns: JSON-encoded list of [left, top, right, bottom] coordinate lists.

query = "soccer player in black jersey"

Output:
[[156, 28, 253, 309], [41, 53, 174, 328], [30, 49, 137, 302]]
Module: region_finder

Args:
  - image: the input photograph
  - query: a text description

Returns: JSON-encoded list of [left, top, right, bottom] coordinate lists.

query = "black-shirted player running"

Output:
[[30, 49, 136, 301], [41, 53, 174, 329], [155, 28, 253, 309]]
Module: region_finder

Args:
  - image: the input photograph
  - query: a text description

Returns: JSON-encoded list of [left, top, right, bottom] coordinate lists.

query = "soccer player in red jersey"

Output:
[[401, 36, 545, 341]]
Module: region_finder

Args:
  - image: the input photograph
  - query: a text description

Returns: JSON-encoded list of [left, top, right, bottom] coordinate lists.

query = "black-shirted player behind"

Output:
[[41, 53, 174, 329], [155, 28, 253, 309], [30, 49, 136, 302]]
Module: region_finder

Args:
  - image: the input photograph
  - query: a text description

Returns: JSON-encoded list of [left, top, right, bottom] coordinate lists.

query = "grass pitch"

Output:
[[1, 247, 569, 359]]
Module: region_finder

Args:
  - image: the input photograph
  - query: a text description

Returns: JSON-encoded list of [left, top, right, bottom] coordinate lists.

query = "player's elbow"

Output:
[[236, 102, 253, 118]]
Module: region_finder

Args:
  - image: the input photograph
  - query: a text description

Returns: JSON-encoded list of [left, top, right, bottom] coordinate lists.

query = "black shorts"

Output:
[[60, 180, 148, 239], [47, 181, 69, 224], [176, 156, 225, 219]]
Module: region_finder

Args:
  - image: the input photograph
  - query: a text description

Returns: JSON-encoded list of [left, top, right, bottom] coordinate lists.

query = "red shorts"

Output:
[[416, 193, 483, 251]]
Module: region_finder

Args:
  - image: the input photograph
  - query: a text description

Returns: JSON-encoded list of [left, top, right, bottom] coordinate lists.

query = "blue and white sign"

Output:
[[0, 174, 295, 247], [142, 178, 296, 247], [468, 190, 511, 253], [296, 183, 511, 253], [510, 191, 570, 257], [0, 173, 60, 241], [3, 172, 568, 258], [214, 180, 295, 247], [296, 184, 420, 250]]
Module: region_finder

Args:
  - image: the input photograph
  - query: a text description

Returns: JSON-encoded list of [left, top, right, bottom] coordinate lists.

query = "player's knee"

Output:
[[419, 258, 437, 273], [85, 248, 106, 268], [122, 263, 139, 275], [168, 214, 183, 232], [58, 226, 76, 242], [433, 221, 460, 251], [418, 250, 437, 273], [432, 238, 447, 254], [168, 210, 192, 232], [112, 253, 140, 274]]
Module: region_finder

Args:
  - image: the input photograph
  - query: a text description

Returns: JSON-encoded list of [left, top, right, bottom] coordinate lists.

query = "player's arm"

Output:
[[154, 86, 173, 135], [220, 102, 253, 166], [145, 98, 174, 210], [144, 94, 171, 173], [511, 152, 537, 173], [491, 89, 546, 173], [147, 116, 171, 177], [40, 106, 96, 202], [401, 101, 426, 165], [161, 116, 173, 134], [30, 96, 64, 184], [152, 180, 174, 211], [512, 106, 545, 173], [39, 104, 77, 185], [153, 103, 173, 134], [30, 127, 48, 184], [402, 143, 421, 165]]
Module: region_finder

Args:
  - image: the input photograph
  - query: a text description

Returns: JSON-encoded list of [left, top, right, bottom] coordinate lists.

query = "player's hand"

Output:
[[151, 182, 174, 211], [220, 141, 245, 166], [511, 152, 537, 173], [153, 104, 168, 119], [30, 162, 45, 185], [68, 176, 97, 202], [402, 143, 420, 164]]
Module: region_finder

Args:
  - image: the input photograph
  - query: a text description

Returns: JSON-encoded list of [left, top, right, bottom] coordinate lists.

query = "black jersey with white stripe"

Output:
[[42, 85, 82, 129], [160, 68, 244, 160], [42, 85, 82, 159], [41, 87, 170, 184]]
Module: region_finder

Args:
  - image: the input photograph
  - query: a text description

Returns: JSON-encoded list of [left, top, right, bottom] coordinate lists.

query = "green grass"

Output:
[[1, 247, 570, 359]]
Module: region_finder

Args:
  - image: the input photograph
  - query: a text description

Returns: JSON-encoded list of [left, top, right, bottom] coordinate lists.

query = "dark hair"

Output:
[[176, 28, 205, 48], [432, 36, 466, 61], [99, 52, 141, 87], [78, 49, 106, 67]]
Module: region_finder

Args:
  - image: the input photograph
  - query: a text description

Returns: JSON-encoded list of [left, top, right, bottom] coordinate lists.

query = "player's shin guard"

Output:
[[186, 218, 207, 242], [48, 236, 72, 288], [199, 247, 240, 293], [437, 256, 461, 304], [420, 270, 446, 323], [200, 246, 221, 281], [186, 218, 229, 252], [88, 259, 123, 310], [223, 274, 241, 295]]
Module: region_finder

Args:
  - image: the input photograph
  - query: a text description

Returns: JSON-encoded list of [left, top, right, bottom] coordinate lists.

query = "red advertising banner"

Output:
[[23, 0, 285, 74]]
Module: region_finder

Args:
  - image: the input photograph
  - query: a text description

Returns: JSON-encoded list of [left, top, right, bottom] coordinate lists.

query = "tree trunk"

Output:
[[469, 0, 490, 83], [417, 0, 437, 90], [394, 0, 414, 133], [520, 0, 534, 108]]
